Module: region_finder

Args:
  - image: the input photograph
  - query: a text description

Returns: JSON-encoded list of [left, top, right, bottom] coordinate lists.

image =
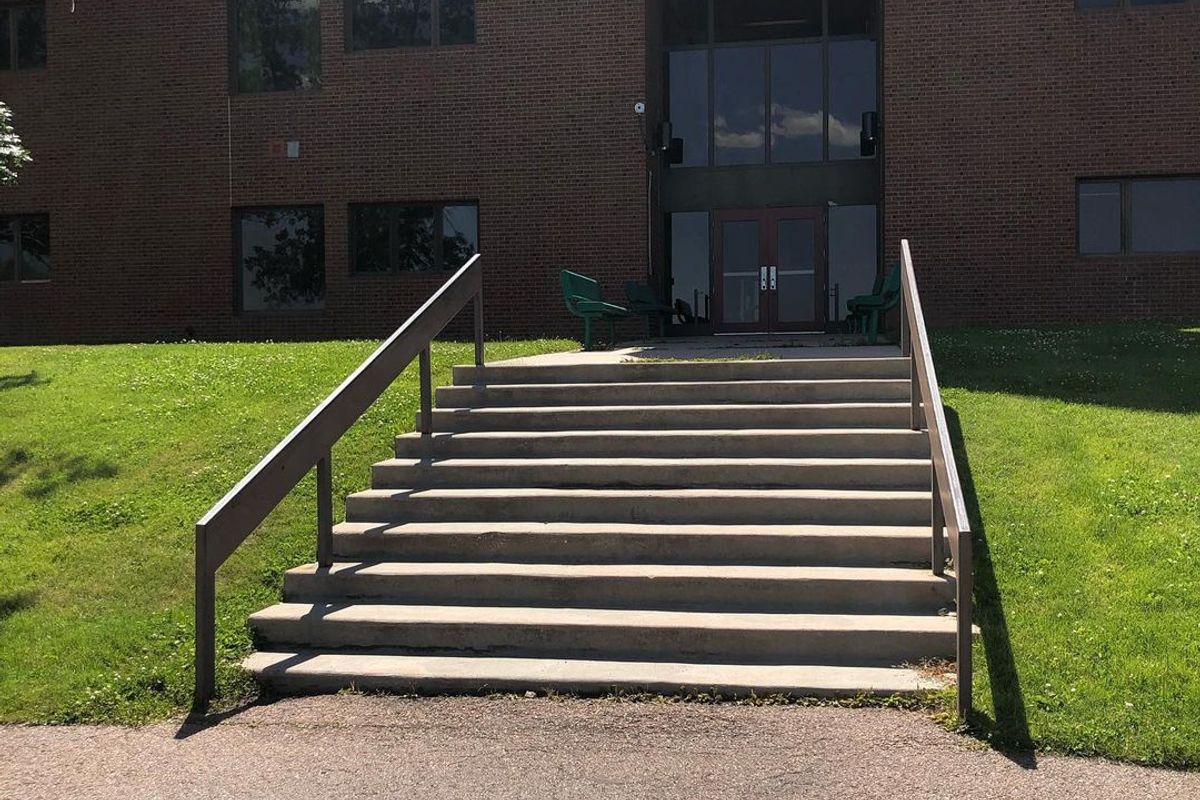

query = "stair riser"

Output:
[[437, 382, 912, 408], [283, 573, 954, 614], [250, 673, 927, 700], [344, 494, 931, 526], [395, 432, 931, 460], [332, 531, 933, 566], [371, 462, 932, 490], [453, 360, 912, 385], [250, 619, 956, 666], [428, 406, 911, 432]]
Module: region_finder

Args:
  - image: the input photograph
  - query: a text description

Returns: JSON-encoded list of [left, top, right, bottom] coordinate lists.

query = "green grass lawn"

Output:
[[0, 338, 575, 724], [936, 324, 1200, 768], [2, 325, 1199, 768]]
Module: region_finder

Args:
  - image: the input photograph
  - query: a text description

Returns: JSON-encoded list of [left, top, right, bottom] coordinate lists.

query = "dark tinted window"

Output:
[[714, 47, 765, 166], [352, 0, 431, 49], [0, 215, 50, 282], [669, 212, 711, 323], [235, 0, 321, 93], [1078, 182, 1122, 255], [663, 0, 708, 45], [668, 50, 709, 168], [770, 44, 822, 162], [350, 0, 476, 49], [18, 217, 49, 281], [828, 40, 876, 160], [829, 0, 877, 37], [351, 203, 478, 273], [1131, 179, 1200, 253], [714, 0, 822, 42], [828, 205, 878, 321], [0, 222, 14, 281], [14, 5, 45, 68], [237, 207, 325, 312], [439, 0, 475, 45]]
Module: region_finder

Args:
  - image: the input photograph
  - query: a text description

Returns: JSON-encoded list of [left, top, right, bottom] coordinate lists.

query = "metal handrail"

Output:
[[897, 239, 974, 719], [193, 254, 485, 708]]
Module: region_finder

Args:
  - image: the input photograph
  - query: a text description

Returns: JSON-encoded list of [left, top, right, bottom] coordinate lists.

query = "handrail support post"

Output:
[[194, 528, 215, 711], [316, 453, 333, 569], [474, 288, 485, 368], [419, 346, 433, 436], [931, 468, 946, 577], [956, 531, 974, 721]]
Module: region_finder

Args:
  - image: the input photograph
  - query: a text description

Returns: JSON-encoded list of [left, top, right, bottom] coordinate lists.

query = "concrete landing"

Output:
[[497, 336, 901, 367]]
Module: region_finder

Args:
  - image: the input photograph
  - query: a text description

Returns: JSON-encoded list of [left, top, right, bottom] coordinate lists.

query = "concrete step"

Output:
[[245, 652, 946, 698], [283, 562, 955, 614], [371, 457, 931, 490], [331, 522, 934, 567], [344, 488, 932, 526], [394, 429, 931, 460], [249, 604, 959, 666], [428, 403, 912, 432], [437, 379, 912, 408], [452, 358, 912, 386]]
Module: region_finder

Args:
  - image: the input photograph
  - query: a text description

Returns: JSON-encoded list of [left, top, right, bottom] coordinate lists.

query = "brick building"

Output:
[[0, 0, 1197, 345]]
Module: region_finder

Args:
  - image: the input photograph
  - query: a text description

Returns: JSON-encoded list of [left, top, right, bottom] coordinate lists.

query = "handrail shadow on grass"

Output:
[[945, 406, 1036, 767], [0, 372, 50, 391]]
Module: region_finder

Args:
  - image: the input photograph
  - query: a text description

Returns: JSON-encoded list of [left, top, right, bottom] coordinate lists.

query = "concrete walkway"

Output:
[[499, 336, 900, 366], [2, 696, 1196, 799]]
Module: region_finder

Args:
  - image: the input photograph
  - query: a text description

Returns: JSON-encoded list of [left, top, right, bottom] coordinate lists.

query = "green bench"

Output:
[[846, 263, 901, 345], [561, 270, 630, 350], [624, 281, 673, 338]]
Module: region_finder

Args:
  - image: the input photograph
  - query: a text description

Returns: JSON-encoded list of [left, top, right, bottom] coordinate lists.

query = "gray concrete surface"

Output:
[[2, 695, 1196, 799]]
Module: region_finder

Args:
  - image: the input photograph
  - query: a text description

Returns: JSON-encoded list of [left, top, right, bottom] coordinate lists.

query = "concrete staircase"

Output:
[[244, 355, 957, 698]]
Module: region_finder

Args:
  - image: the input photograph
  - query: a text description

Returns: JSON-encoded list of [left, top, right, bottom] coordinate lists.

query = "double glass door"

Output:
[[714, 208, 824, 333]]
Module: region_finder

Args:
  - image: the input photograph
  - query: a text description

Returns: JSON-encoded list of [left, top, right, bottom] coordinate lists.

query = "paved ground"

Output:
[[500, 337, 900, 366], [2, 696, 1196, 799]]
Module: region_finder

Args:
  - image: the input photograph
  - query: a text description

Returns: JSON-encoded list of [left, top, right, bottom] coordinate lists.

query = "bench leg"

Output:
[[583, 317, 593, 351], [608, 318, 616, 346], [867, 311, 879, 345]]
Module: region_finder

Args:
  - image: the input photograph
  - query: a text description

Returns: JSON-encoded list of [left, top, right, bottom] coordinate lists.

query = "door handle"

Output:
[[769, 266, 778, 291], [760, 266, 768, 291]]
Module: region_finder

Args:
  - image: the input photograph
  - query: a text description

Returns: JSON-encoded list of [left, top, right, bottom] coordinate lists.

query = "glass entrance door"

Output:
[[714, 208, 824, 333]]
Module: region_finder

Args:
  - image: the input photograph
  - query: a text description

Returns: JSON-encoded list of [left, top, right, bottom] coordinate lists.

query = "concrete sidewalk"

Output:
[[2, 696, 1195, 800]]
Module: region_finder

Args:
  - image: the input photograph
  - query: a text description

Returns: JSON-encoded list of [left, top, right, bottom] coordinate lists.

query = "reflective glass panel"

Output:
[[828, 40, 876, 160], [669, 49, 710, 167], [714, 47, 766, 166], [1078, 182, 1122, 255], [770, 44, 822, 162]]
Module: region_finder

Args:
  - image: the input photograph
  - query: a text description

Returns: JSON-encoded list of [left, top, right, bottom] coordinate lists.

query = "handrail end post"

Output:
[[474, 287, 485, 368], [956, 528, 974, 721], [194, 524, 216, 712], [316, 454, 334, 569], [419, 346, 434, 436]]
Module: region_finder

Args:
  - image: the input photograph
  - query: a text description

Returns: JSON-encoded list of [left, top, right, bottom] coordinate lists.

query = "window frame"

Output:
[[0, 213, 50, 284], [1077, 176, 1200, 257], [664, 0, 879, 169], [349, 200, 480, 276], [0, 2, 47, 71], [229, 0, 323, 95], [344, 0, 476, 52], [233, 204, 327, 314]]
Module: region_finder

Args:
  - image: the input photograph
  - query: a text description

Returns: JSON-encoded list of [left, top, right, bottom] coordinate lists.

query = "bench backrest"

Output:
[[561, 270, 603, 315]]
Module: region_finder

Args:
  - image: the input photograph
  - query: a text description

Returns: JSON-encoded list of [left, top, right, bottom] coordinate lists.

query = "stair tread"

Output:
[[250, 603, 959, 632], [398, 428, 926, 439], [334, 521, 933, 537], [349, 487, 932, 500], [378, 457, 931, 468], [288, 562, 952, 584], [434, 402, 911, 413], [244, 651, 945, 694], [448, 378, 911, 389]]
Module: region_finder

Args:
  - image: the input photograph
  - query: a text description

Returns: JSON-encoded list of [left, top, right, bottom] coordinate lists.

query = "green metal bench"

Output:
[[847, 263, 901, 345], [624, 282, 673, 338], [561, 270, 630, 350]]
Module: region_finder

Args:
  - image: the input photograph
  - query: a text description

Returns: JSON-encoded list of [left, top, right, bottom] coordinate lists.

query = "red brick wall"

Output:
[[0, 1, 649, 344], [883, 1, 1200, 326]]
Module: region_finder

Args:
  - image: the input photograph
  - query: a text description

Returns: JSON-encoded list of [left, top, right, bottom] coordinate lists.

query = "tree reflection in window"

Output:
[[238, 207, 325, 311], [351, 203, 478, 273], [235, 0, 321, 93]]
